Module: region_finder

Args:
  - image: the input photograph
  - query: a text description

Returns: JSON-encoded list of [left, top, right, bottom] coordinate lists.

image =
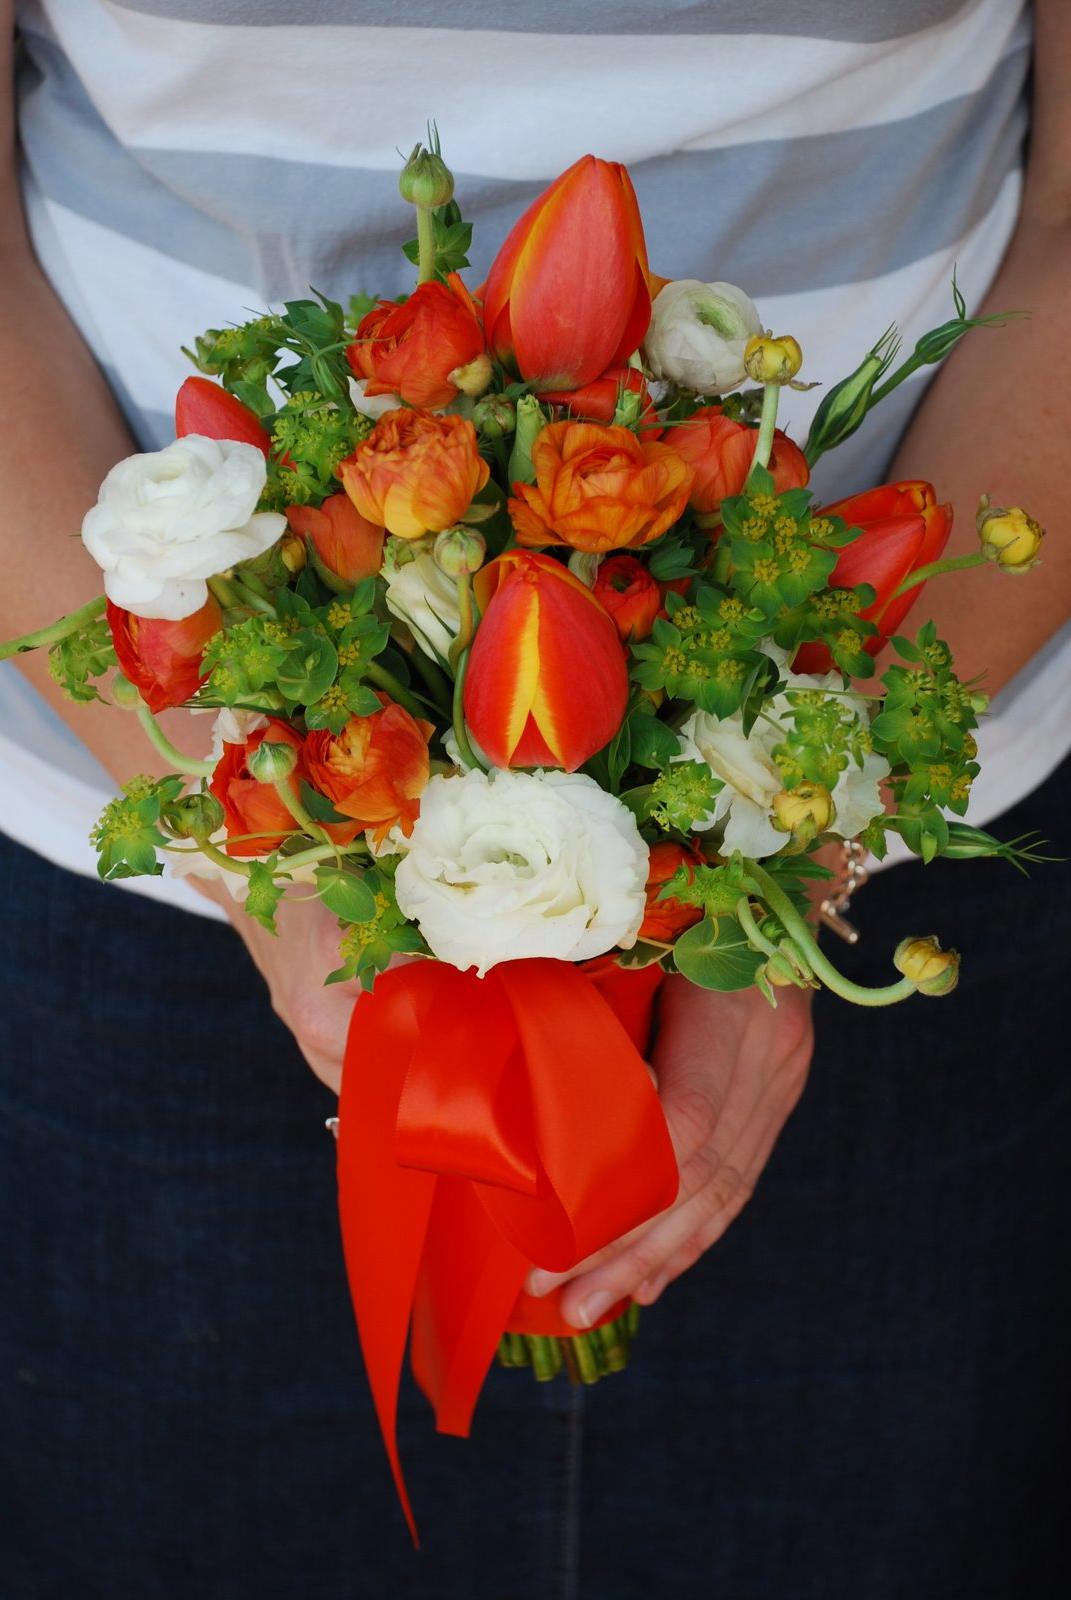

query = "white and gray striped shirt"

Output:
[[4, 0, 1067, 908]]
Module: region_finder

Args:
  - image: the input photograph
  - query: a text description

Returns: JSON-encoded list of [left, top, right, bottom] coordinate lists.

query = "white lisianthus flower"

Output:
[[392, 768, 649, 975], [383, 550, 461, 664], [679, 672, 890, 859], [643, 279, 763, 394], [81, 435, 286, 621]]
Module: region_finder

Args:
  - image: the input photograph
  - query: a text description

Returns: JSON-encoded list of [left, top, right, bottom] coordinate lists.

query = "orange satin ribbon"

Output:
[[336, 956, 677, 1542]]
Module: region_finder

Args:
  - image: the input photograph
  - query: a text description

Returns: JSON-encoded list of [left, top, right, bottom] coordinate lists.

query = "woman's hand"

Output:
[[525, 975, 814, 1328]]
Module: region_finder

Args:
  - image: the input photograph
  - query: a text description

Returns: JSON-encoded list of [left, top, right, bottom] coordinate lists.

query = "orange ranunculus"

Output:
[[638, 842, 704, 943], [793, 481, 953, 673], [346, 274, 485, 411], [106, 595, 222, 714], [209, 719, 359, 856], [465, 550, 628, 770], [664, 405, 809, 517], [592, 553, 662, 641], [303, 696, 432, 843], [286, 493, 385, 586], [539, 366, 661, 434], [482, 155, 652, 389], [338, 409, 490, 540], [509, 421, 693, 554]]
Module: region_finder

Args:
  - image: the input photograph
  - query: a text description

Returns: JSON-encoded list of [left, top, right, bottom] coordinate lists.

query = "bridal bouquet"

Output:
[[4, 136, 1045, 1536]]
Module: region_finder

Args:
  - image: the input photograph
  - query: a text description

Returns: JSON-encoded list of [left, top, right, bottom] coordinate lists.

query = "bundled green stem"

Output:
[[0, 594, 106, 661]]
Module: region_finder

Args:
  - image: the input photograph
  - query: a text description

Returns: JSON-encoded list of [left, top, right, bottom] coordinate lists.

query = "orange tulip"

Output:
[[482, 155, 652, 389], [638, 842, 704, 943], [592, 553, 662, 641], [509, 421, 693, 554], [346, 275, 485, 411], [304, 695, 432, 844], [286, 493, 385, 585], [793, 481, 953, 673], [106, 595, 222, 714], [464, 550, 628, 770], [664, 405, 809, 516], [338, 409, 489, 540]]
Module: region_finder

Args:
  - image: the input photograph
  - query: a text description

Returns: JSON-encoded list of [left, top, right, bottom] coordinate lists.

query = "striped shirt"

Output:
[[4, 0, 1067, 911]]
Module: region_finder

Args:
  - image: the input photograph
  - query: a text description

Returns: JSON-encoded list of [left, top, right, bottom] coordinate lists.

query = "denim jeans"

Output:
[[2, 763, 1069, 1599]]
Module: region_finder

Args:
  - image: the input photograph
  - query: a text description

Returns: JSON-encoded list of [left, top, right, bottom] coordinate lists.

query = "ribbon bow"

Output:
[[336, 956, 677, 1541]]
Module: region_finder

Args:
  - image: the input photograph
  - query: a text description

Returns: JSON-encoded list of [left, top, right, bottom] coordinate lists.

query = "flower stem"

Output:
[[207, 575, 242, 611], [195, 838, 251, 877], [365, 660, 431, 722], [889, 551, 987, 600], [0, 594, 106, 661], [451, 647, 485, 772], [272, 779, 332, 848], [747, 383, 780, 480], [743, 861, 918, 1007], [416, 206, 437, 285], [135, 703, 216, 777]]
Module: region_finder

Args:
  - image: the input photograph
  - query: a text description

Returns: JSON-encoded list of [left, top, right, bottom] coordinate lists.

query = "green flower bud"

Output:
[[398, 143, 454, 209], [473, 393, 516, 440], [111, 672, 143, 710], [508, 394, 546, 486], [893, 935, 960, 996], [163, 791, 225, 840], [434, 525, 486, 578], [247, 739, 298, 784]]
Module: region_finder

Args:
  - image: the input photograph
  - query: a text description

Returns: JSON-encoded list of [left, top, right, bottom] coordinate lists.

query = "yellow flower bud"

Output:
[[280, 531, 307, 574], [771, 781, 835, 843], [976, 496, 1044, 573], [448, 352, 493, 399], [893, 935, 960, 996], [744, 333, 803, 385]]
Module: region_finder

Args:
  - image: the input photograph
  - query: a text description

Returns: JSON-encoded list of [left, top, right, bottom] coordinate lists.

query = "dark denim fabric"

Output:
[[1, 765, 1069, 1599]]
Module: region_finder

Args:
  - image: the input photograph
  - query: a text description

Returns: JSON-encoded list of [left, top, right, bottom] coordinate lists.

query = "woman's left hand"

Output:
[[524, 975, 814, 1328]]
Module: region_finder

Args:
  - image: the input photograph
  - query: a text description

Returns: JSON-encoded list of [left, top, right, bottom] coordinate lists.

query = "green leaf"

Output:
[[298, 780, 349, 823], [315, 866, 378, 924], [244, 859, 284, 933], [628, 711, 681, 771], [276, 632, 338, 705], [672, 916, 764, 991]]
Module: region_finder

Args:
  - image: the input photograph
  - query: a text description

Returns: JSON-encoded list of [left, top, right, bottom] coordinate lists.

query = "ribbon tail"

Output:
[[337, 976, 438, 1545], [410, 1177, 529, 1437]]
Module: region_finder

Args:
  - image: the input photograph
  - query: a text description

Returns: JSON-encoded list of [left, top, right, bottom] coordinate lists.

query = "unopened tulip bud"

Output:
[[771, 780, 835, 844], [434, 525, 486, 578], [164, 791, 225, 840], [448, 352, 493, 399], [976, 494, 1044, 573], [398, 143, 454, 209], [893, 935, 960, 996], [280, 531, 307, 574], [247, 739, 298, 784], [473, 393, 516, 440], [744, 333, 803, 385]]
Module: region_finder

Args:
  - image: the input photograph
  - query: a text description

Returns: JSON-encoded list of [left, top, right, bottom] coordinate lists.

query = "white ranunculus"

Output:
[[643, 279, 763, 394], [383, 550, 461, 664], [679, 672, 890, 859], [208, 707, 267, 760], [392, 768, 649, 975], [81, 434, 286, 621]]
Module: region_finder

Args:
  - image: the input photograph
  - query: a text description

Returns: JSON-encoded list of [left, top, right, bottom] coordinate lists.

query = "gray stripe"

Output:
[[16, 19, 1029, 303], [96, 0, 978, 43]]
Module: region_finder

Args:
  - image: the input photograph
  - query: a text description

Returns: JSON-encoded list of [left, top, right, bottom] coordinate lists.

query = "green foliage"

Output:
[[772, 686, 874, 792], [326, 865, 428, 990], [315, 865, 379, 923], [646, 759, 723, 832], [630, 588, 770, 719], [671, 915, 765, 991], [91, 774, 184, 880], [660, 858, 751, 919], [402, 201, 473, 279], [48, 612, 116, 704], [244, 857, 286, 933], [262, 391, 374, 511]]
